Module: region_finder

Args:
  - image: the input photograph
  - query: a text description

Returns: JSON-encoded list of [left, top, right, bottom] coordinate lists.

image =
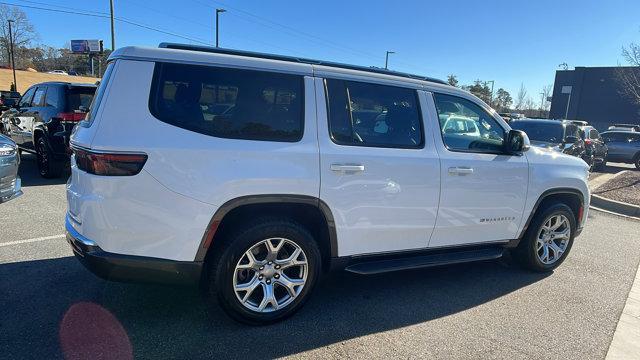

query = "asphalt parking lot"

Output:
[[1, 154, 639, 360]]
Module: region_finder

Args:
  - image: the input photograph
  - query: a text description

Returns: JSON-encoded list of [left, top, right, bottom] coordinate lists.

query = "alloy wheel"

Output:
[[233, 238, 308, 313], [536, 214, 571, 265]]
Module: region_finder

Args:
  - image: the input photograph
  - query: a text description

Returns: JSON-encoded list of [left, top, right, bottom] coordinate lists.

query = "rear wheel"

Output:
[[36, 137, 63, 179], [207, 218, 321, 325], [513, 203, 576, 272], [635, 155, 640, 170]]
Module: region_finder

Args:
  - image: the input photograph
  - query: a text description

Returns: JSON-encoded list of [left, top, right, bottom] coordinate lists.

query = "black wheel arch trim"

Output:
[[517, 187, 586, 240], [194, 195, 338, 262]]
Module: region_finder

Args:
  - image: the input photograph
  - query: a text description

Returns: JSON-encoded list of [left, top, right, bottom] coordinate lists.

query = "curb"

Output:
[[591, 194, 640, 218]]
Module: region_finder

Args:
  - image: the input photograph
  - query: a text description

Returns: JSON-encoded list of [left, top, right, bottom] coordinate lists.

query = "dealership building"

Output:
[[548, 66, 640, 130]]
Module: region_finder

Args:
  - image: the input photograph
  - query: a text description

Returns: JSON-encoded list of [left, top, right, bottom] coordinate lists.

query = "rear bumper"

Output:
[[65, 214, 202, 286]]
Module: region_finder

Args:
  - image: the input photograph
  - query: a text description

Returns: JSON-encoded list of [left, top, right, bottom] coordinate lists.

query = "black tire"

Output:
[[207, 218, 321, 325], [513, 203, 576, 272], [594, 156, 606, 171], [635, 154, 640, 170], [36, 137, 63, 179]]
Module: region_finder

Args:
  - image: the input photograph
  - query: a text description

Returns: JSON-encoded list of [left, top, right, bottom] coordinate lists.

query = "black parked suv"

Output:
[[510, 119, 590, 166], [0, 82, 96, 178], [577, 125, 607, 171]]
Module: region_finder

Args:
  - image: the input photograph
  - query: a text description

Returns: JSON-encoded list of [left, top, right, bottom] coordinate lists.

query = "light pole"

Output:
[[215, 8, 226, 47], [385, 51, 395, 70], [7, 20, 17, 91], [539, 92, 545, 118], [109, 0, 116, 50], [484, 80, 495, 106]]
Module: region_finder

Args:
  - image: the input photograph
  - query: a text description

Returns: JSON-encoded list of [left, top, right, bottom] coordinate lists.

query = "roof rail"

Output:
[[158, 42, 447, 85]]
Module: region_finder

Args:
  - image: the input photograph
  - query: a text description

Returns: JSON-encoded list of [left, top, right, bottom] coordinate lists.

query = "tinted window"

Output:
[[433, 93, 504, 152], [66, 87, 95, 112], [602, 132, 628, 142], [84, 62, 115, 127], [19, 88, 35, 107], [150, 62, 304, 142], [325, 79, 423, 148], [32, 87, 46, 107], [589, 129, 599, 139], [510, 121, 563, 143], [45, 86, 61, 108]]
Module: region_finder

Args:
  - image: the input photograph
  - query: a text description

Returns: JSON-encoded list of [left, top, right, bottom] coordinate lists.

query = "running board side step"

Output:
[[344, 247, 505, 275]]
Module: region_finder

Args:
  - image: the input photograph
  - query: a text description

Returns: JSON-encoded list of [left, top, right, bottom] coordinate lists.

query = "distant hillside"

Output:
[[0, 69, 98, 94]]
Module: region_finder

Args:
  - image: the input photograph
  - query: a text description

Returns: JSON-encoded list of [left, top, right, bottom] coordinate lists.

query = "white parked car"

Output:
[[47, 70, 69, 75], [66, 44, 590, 324]]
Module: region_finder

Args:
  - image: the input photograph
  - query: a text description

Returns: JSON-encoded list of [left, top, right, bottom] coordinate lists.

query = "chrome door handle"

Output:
[[448, 166, 474, 175], [330, 164, 365, 173]]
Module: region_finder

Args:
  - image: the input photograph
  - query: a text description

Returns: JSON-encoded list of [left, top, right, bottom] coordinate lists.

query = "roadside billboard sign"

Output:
[[70, 40, 104, 54]]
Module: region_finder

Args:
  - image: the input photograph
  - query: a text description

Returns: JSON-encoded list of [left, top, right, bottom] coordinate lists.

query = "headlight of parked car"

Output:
[[0, 143, 16, 157]]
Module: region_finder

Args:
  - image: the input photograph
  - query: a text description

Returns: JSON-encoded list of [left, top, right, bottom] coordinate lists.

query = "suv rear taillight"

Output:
[[584, 138, 592, 145], [58, 112, 87, 122], [73, 147, 147, 176]]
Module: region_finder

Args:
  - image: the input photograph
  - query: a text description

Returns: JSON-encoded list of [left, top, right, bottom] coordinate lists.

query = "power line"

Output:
[[0, 1, 210, 45], [188, 0, 430, 72]]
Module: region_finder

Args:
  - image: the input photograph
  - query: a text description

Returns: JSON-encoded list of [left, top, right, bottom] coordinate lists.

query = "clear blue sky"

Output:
[[11, 0, 640, 97]]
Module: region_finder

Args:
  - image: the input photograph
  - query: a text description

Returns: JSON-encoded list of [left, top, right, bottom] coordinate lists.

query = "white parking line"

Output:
[[0, 234, 65, 247]]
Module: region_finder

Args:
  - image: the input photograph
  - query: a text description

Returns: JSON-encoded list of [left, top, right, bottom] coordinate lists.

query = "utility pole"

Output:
[[215, 8, 226, 47], [385, 51, 395, 70], [7, 20, 17, 91], [110, 0, 115, 50], [539, 92, 545, 118]]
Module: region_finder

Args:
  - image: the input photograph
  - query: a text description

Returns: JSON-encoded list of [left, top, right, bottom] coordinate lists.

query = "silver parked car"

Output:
[[0, 134, 22, 203], [601, 131, 640, 169]]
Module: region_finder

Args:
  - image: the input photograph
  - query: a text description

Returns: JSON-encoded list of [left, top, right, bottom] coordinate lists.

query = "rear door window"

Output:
[[149, 62, 304, 142], [325, 79, 423, 148], [45, 86, 61, 108], [589, 129, 599, 139], [32, 87, 47, 107]]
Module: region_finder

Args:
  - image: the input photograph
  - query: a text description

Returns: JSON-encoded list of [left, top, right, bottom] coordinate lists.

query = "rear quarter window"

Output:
[[149, 62, 304, 142]]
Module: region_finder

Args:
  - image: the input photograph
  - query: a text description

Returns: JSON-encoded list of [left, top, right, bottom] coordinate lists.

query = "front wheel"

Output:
[[513, 203, 576, 272], [208, 218, 321, 325]]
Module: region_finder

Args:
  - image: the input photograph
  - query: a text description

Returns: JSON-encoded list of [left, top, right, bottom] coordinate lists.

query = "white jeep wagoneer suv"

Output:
[[66, 44, 590, 324]]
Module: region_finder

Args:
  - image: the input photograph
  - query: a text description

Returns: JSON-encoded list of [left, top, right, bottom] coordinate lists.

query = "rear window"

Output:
[[149, 62, 304, 142], [510, 121, 563, 143], [66, 87, 96, 112]]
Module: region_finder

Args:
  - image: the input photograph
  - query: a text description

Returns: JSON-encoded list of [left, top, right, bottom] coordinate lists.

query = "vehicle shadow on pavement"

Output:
[[18, 153, 69, 187], [0, 256, 549, 359]]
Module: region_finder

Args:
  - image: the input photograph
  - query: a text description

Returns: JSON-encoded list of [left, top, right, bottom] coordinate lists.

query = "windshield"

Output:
[[510, 122, 563, 143]]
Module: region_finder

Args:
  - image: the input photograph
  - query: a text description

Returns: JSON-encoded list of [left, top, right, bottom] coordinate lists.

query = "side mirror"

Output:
[[564, 135, 578, 144], [505, 129, 530, 155]]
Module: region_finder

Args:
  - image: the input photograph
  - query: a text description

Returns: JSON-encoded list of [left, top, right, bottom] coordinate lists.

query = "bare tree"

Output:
[[0, 5, 37, 67], [616, 42, 640, 105], [515, 83, 527, 110]]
